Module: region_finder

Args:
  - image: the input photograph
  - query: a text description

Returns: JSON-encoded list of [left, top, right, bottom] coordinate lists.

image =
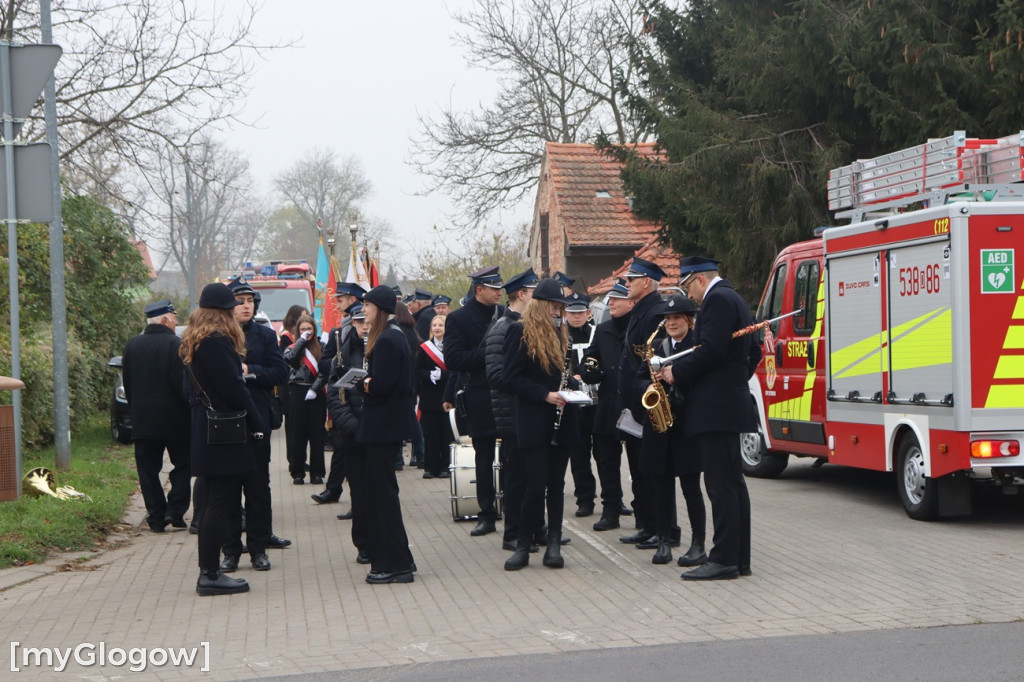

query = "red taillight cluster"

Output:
[[970, 440, 1021, 458]]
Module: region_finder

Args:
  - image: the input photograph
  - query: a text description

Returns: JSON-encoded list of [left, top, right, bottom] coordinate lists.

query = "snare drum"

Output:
[[450, 439, 503, 521]]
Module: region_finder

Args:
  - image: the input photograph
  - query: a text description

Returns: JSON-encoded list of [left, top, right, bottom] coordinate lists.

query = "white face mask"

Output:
[[552, 316, 563, 328]]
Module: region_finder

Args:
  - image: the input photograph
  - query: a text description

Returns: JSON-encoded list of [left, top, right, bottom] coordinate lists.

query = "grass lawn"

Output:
[[0, 412, 138, 569]]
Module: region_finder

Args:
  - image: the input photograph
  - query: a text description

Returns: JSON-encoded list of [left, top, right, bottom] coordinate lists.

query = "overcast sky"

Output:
[[216, 0, 531, 272]]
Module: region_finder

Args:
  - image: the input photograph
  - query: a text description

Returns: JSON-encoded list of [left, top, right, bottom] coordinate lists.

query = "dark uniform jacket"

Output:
[[184, 333, 267, 476], [318, 317, 354, 377], [416, 340, 449, 413], [483, 308, 521, 438], [241, 319, 288, 427], [414, 306, 436, 340], [582, 313, 632, 436], [282, 335, 327, 392], [637, 332, 699, 474], [501, 322, 580, 449], [326, 332, 365, 438], [444, 297, 503, 438], [357, 325, 418, 444], [122, 324, 189, 442], [620, 291, 665, 422], [669, 280, 761, 437]]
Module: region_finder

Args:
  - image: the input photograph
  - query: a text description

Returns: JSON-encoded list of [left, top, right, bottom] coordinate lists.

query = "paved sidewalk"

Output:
[[2, 431, 1023, 679]]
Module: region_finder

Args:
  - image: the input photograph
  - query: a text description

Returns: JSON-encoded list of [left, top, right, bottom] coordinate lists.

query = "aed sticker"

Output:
[[981, 249, 1015, 294]]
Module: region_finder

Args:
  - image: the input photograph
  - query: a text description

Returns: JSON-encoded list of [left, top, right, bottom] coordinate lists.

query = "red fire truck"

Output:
[[745, 132, 1024, 519]]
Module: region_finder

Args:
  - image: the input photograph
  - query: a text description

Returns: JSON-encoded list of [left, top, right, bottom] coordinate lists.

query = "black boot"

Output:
[[542, 533, 564, 568], [196, 570, 249, 596], [677, 536, 707, 567], [504, 538, 531, 571], [652, 540, 672, 565]]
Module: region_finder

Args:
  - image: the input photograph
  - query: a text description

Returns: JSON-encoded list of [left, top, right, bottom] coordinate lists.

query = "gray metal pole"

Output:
[[1, 41, 23, 494], [41, 0, 69, 470]]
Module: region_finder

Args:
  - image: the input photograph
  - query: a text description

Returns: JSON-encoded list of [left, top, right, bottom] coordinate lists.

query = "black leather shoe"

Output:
[[250, 553, 271, 571], [677, 540, 707, 567], [739, 566, 752, 577], [310, 476, 324, 485], [266, 535, 292, 549], [501, 540, 539, 553], [148, 522, 166, 533], [619, 503, 634, 516], [336, 509, 354, 520], [422, 472, 435, 479], [574, 503, 594, 517], [593, 516, 620, 531], [636, 534, 661, 550], [682, 561, 740, 581], [366, 570, 414, 584], [196, 571, 249, 596], [652, 542, 672, 565], [311, 491, 340, 504], [470, 520, 496, 537], [618, 530, 650, 544], [437, 470, 451, 478], [219, 555, 240, 573], [292, 477, 304, 485], [356, 550, 371, 564], [166, 516, 187, 529], [188, 521, 199, 535]]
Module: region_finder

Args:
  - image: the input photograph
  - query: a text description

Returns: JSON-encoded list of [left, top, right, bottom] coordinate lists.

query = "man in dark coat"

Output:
[[319, 282, 367, 372], [581, 280, 638, 532], [121, 299, 191, 532], [444, 266, 505, 536], [662, 256, 761, 581], [619, 257, 668, 547], [484, 268, 538, 550], [217, 277, 291, 572], [412, 288, 436, 340], [565, 292, 598, 517]]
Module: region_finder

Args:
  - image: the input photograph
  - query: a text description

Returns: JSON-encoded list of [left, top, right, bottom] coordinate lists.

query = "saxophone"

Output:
[[637, 319, 674, 433]]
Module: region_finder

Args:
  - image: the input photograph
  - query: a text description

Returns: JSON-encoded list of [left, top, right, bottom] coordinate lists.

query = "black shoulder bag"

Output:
[[185, 363, 248, 445]]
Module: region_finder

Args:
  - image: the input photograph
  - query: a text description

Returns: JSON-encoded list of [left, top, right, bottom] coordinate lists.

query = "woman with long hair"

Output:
[[501, 278, 578, 571], [283, 313, 327, 484], [180, 282, 267, 596], [417, 314, 453, 479], [279, 304, 309, 352], [354, 286, 417, 584]]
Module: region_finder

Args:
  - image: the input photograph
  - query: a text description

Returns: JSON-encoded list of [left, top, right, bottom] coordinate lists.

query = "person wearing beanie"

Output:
[[353, 285, 417, 584]]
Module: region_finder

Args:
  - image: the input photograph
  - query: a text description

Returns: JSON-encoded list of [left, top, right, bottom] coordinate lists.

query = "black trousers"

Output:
[[134, 439, 191, 526], [591, 433, 624, 516], [698, 431, 750, 568], [640, 430, 679, 540], [324, 427, 348, 496], [569, 407, 597, 506], [360, 442, 414, 573], [286, 385, 326, 479], [500, 435, 531, 543], [421, 410, 453, 476], [679, 472, 706, 543], [223, 437, 272, 557], [473, 436, 498, 523], [339, 432, 369, 553], [197, 474, 243, 572], [517, 445, 570, 544]]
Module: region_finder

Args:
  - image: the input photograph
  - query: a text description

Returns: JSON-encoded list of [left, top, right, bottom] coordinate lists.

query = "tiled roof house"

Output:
[[528, 142, 679, 292]]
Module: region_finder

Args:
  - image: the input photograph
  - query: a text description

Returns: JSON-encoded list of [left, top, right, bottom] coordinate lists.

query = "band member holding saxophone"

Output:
[[635, 294, 707, 567], [501, 278, 578, 571], [619, 257, 668, 549], [659, 256, 761, 581]]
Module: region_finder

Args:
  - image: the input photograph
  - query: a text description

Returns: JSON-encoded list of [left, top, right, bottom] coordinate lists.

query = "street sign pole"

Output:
[[2, 41, 23, 493]]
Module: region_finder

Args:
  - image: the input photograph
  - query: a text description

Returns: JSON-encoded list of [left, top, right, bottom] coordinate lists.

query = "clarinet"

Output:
[[550, 336, 574, 446]]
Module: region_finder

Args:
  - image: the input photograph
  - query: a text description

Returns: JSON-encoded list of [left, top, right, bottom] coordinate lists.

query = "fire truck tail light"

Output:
[[971, 440, 1020, 458]]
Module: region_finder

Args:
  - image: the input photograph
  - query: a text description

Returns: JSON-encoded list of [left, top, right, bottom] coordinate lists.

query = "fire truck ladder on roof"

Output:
[[827, 131, 1024, 223]]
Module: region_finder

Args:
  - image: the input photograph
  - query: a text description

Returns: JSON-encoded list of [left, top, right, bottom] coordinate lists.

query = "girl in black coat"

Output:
[[282, 314, 327, 484], [417, 314, 454, 478], [500, 278, 578, 571], [180, 283, 267, 597], [355, 286, 417, 584]]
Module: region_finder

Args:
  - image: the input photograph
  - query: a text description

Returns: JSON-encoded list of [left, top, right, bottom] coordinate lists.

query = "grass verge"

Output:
[[0, 411, 138, 569]]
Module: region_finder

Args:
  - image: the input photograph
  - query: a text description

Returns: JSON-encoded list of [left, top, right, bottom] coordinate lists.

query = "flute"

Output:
[[649, 309, 804, 372]]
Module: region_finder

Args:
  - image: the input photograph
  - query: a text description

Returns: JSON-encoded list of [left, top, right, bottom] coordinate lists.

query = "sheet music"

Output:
[[332, 368, 368, 389], [615, 409, 643, 438], [558, 389, 593, 405]]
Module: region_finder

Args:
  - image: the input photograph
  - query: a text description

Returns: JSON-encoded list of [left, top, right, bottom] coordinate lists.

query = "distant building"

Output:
[[529, 142, 679, 291]]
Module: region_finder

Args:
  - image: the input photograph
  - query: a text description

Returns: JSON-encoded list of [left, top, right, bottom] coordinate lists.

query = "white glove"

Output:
[[429, 367, 441, 384], [300, 330, 312, 341], [304, 389, 317, 401]]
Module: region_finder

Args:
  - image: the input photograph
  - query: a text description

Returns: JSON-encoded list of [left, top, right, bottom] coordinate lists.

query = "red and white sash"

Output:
[[420, 339, 445, 370], [302, 348, 318, 378]]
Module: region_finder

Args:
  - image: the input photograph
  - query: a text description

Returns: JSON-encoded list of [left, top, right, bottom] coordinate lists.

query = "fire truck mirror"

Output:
[[775, 340, 784, 367]]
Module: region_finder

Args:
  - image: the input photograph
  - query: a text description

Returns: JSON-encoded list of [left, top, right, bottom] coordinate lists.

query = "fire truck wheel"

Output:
[[740, 428, 788, 478], [896, 435, 939, 520]]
